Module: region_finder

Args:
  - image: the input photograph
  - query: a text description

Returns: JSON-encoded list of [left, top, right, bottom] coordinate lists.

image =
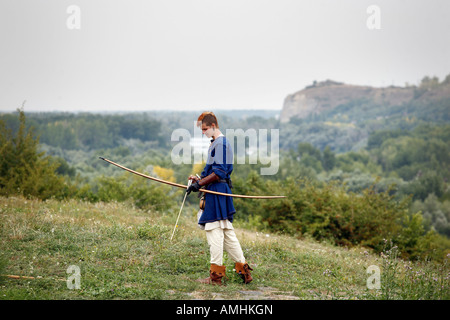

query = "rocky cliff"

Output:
[[280, 80, 416, 123]]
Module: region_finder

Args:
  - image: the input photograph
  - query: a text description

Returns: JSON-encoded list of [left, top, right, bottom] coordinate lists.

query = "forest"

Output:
[[1, 75, 450, 263]]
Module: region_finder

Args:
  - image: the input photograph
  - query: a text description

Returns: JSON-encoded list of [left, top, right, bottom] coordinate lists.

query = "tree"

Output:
[[322, 146, 336, 171], [443, 73, 450, 85], [0, 109, 68, 199]]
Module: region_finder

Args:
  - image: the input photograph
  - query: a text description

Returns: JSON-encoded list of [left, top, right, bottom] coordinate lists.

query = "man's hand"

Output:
[[186, 173, 219, 195], [188, 175, 200, 183], [186, 181, 201, 195]]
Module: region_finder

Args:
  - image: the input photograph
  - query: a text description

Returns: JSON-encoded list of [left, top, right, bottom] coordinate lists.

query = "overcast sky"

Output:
[[1, 0, 449, 112]]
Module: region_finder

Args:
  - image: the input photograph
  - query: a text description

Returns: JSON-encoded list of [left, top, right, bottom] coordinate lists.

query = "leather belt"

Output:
[[215, 179, 233, 189]]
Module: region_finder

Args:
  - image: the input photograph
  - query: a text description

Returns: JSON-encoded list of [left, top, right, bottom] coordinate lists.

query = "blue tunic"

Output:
[[198, 135, 236, 225]]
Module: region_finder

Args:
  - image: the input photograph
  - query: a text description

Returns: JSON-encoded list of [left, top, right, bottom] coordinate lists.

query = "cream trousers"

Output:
[[205, 225, 246, 266]]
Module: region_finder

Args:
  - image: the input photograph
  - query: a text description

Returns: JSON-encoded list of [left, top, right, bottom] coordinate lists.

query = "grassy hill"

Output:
[[1, 195, 448, 300]]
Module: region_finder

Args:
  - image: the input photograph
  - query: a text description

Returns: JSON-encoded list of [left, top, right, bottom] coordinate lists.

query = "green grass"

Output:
[[0, 195, 448, 300]]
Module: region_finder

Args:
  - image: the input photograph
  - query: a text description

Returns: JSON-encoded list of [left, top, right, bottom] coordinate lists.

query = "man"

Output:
[[187, 111, 253, 285]]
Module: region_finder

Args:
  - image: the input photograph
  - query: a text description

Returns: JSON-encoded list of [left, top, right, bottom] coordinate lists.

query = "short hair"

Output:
[[197, 111, 219, 128]]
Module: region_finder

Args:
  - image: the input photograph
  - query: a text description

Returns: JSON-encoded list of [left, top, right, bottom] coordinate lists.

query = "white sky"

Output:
[[1, 0, 449, 112]]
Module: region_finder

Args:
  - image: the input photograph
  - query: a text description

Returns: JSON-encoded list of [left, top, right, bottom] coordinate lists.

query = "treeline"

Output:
[[277, 124, 450, 239], [0, 112, 165, 150], [367, 124, 450, 200], [279, 124, 450, 201], [0, 109, 180, 212]]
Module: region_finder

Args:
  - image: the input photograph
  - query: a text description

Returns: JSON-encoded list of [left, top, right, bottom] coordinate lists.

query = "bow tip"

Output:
[[99, 156, 105, 161]]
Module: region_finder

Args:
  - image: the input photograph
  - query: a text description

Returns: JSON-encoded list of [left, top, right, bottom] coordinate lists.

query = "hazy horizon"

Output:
[[0, 105, 284, 113], [1, 0, 449, 113]]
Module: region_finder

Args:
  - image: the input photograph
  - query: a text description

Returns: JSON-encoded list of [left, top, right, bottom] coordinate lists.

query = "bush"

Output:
[[93, 171, 179, 213], [0, 109, 69, 200], [233, 173, 450, 261]]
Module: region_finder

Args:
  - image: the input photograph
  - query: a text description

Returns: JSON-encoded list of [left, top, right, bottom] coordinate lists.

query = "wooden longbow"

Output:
[[99, 157, 286, 199]]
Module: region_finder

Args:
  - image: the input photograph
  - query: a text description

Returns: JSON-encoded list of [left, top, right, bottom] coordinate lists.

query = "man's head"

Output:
[[197, 111, 219, 138]]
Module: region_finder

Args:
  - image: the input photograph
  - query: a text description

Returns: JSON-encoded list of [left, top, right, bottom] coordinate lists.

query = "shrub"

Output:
[[94, 171, 178, 213], [0, 109, 69, 200], [233, 173, 449, 261]]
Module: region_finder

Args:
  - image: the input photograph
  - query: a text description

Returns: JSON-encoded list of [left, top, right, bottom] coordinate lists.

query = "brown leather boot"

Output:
[[197, 264, 226, 285], [235, 262, 253, 284]]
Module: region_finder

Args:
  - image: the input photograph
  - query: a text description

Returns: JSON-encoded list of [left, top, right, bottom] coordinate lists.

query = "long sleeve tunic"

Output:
[[198, 134, 236, 226]]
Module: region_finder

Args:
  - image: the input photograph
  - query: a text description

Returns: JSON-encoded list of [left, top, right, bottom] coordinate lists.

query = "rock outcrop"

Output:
[[280, 80, 415, 123]]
